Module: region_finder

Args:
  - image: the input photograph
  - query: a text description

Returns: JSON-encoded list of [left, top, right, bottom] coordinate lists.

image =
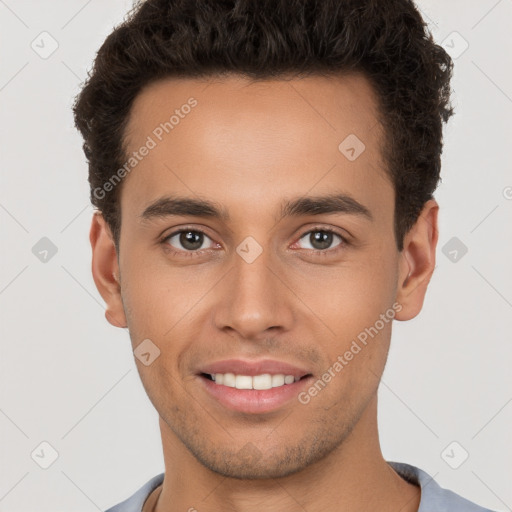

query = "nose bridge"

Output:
[[214, 236, 293, 337]]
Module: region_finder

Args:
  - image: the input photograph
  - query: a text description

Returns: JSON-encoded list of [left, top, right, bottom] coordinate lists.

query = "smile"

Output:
[[198, 372, 313, 414], [205, 372, 302, 390]]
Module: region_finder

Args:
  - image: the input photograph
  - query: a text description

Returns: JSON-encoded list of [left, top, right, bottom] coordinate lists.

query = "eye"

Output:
[[296, 228, 346, 252], [163, 229, 217, 253], [160, 226, 348, 260]]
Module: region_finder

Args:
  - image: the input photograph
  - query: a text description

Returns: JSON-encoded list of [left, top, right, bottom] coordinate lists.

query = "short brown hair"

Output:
[[73, 0, 454, 251]]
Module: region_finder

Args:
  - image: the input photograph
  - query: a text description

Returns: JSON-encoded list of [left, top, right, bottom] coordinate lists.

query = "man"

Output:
[[73, 0, 495, 510]]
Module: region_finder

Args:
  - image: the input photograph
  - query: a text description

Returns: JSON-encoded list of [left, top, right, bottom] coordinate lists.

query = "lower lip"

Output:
[[198, 375, 313, 414]]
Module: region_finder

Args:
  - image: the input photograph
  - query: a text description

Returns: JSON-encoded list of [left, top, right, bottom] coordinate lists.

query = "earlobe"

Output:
[[89, 212, 127, 328], [395, 199, 439, 321]]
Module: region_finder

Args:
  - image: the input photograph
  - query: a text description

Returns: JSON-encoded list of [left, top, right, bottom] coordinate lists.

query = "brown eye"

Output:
[[297, 229, 345, 251], [164, 230, 213, 251]]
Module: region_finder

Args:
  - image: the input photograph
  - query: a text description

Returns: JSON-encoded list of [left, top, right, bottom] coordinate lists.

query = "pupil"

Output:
[[180, 231, 203, 250], [311, 231, 332, 250]]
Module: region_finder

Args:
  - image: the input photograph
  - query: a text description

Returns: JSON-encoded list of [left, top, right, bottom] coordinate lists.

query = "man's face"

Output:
[[108, 74, 405, 478]]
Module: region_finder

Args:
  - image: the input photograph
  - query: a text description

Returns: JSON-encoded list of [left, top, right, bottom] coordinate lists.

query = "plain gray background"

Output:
[[0, 1, 511, 510]]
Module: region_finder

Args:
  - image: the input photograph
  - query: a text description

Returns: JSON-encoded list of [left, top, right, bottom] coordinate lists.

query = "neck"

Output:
[[152, 396, 420, 512]]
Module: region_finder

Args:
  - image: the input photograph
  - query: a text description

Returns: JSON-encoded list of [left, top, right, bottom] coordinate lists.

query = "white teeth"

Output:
[[253, 374, 272, 390], [223, 372, 236, 387], [211, 373, 300, 390], [271, 374, 285, 387], [235, 375, 253, 389]]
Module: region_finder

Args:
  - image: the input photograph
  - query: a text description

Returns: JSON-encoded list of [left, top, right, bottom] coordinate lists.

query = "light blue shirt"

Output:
[[105, 461, 496, 511]]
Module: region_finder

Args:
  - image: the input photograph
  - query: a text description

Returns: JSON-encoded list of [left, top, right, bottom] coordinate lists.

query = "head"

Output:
[[74, 0, 454, 479]]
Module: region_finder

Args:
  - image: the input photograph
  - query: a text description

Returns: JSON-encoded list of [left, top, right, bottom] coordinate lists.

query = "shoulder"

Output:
[[388, 461, 497, 512], [104, 473, 165, 512]]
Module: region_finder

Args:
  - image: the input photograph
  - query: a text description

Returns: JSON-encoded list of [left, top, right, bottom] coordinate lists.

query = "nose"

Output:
[[213, 242, 295, 340]]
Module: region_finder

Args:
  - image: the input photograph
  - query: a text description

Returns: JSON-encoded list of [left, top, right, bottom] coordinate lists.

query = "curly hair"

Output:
[[73, 0, 454, 252]]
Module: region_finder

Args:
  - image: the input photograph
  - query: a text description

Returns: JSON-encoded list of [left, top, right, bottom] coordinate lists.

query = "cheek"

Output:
[[292, 255, 394, 324], [294, 253, 396, 377], [308, 319, 392, 415], [120, 255, 171, 340], [120, 254, 215, 353]]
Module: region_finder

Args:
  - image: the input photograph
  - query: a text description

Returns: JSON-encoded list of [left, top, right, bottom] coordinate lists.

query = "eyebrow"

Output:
[[140, 193, 373, 223], [140, 196, 230, 222], [279, 193, 373, 222]]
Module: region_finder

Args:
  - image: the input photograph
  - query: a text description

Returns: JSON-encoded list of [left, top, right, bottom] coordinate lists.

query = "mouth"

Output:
[[197, 372, 314, 414], [200, 372, 312, 389]]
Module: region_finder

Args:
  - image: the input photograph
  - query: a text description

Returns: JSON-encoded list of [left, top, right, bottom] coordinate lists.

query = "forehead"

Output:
[[120, 73, 392, 224]]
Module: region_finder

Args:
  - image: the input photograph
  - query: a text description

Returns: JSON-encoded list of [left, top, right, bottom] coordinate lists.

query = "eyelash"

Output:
[[159, 226, 349, 259]]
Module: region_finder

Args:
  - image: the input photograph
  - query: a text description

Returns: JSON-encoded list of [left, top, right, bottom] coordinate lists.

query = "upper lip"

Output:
[[198, 359, 312, 378]]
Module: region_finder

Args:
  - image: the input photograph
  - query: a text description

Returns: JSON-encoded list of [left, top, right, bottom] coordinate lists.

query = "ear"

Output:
[[89, 212, 127, 328], [395, 199, 439, 321]]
